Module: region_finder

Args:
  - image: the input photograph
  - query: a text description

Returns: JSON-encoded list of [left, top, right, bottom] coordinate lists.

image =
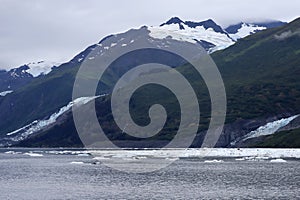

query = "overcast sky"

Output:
[[0, 0, 299, 69]]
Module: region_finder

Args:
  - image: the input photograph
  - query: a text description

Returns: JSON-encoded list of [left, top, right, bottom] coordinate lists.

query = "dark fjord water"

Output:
[[0, 149, 299, 199]]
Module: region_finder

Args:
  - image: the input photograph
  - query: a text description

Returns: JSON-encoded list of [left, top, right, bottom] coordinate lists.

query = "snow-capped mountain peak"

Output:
[[9, 65, 32, 78], [160, 17, 226, 34], [150, 17, 235, 52], [160, 17, 184, 27], [185, 19, 226, 34]]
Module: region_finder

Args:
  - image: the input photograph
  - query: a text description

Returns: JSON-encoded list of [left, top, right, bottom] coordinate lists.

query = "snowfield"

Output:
[[26, 61, 61, 77], [229, 23, 266, 41], [148, 23, 235, 52]]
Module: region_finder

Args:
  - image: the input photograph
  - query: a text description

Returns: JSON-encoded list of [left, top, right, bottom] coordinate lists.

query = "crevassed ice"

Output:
[[6, 95, 106, 141], [242, 115, 299, 141]]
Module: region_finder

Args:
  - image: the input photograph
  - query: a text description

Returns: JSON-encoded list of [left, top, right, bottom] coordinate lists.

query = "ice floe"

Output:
[[204, 159, 224, 163], [70, 161, 85, 165], [88, 148, 300, 160], [270, 158, 287, 163], [24, 152, 43, 157]]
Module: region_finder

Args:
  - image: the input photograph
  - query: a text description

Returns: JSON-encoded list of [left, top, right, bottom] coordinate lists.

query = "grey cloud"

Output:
[[0, 0, 299, 69], [274, 29, 300, 40]]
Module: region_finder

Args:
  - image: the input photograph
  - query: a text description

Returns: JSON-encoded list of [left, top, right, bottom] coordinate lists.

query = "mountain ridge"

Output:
[[0, 17, 298, 148]]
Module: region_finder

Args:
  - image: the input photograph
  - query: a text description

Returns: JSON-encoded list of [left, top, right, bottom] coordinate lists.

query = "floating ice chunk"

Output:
[[242, 156, 269, 161], [70, 161, 85, 165], [204, 159, 224, 163], [24, 152, 43, 157], [165, 157, 179, 161], [4, 151, 18, 154], [93, 156, 110, 160], [270, 158, 287, 163], [77, 153, 90, 157]]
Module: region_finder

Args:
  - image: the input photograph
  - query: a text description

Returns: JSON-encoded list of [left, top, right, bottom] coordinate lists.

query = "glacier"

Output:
[[5, 95, 106, 142], [242, 115, 299, 141], [0, 90, 13, 96], [231, 115, 299, 146]]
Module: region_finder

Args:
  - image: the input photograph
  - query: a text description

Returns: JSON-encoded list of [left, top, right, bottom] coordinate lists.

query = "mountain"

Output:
[[0, 17, 298, 147], [151, 17, 286, 52], [161, 17, 226, 34], [0, 65, 33, 95], [212, 17, 300, 147], [0, 17, 285, 94], [151, 17, 235, 52]]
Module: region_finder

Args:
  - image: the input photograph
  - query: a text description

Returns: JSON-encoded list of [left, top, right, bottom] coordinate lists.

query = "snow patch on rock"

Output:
[[26, 61, 60, 77]]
